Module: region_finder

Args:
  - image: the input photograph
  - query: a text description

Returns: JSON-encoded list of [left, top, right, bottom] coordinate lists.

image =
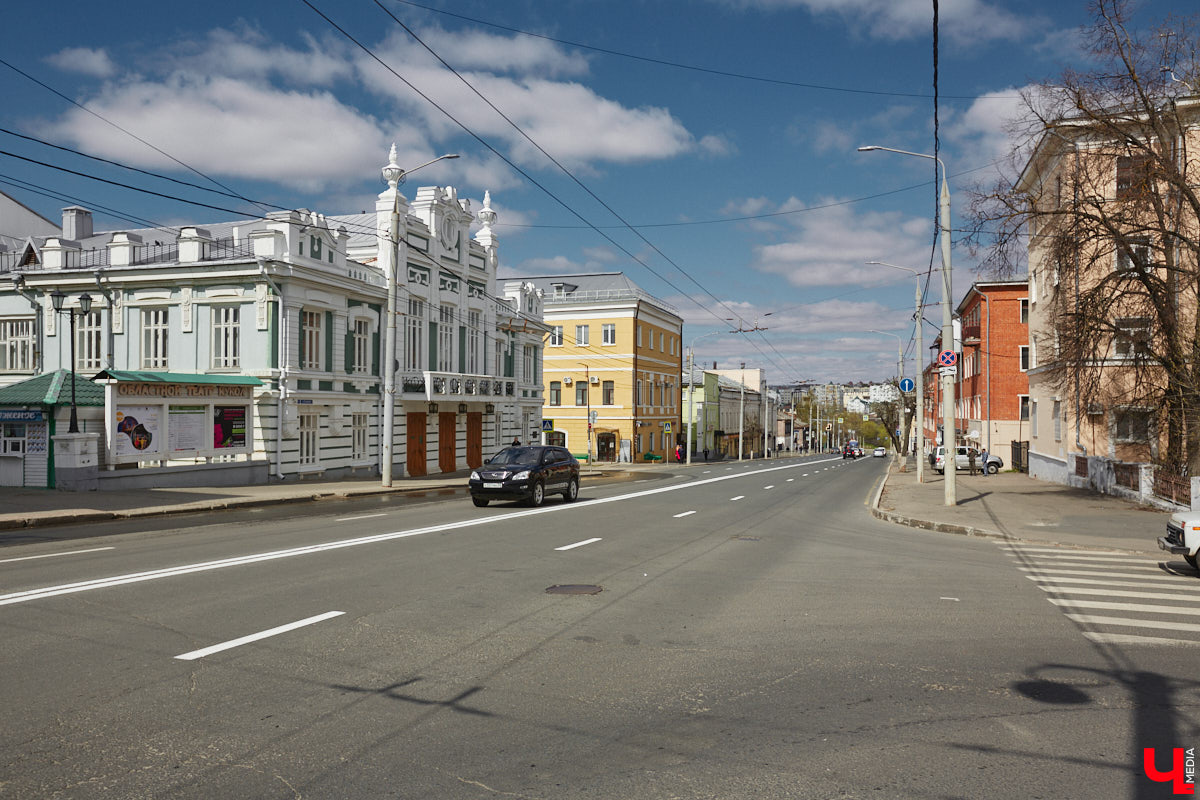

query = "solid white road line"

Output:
[[673, 510, 697, 518], [0, 547, 114, 565], [174, 611, 345, 661], [1, 455, 846, 608], [555, 537, 602, 551], [335, 513, 388, 522], [730, 495, 745, 501]]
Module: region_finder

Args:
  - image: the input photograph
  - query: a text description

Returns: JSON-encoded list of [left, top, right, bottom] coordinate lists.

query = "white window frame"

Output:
[[467, 310, 481, 374], [1019, 345, 1030, 372], [405, 299, 424, 371], [352, 412, 369, 461], [76, 311, 103, 372], [1116, 236, 1150, 273], [549, 325, 563, 347], [301, 310, 322, 371], [575, 324, 590, 347], [602, 323, 616, 346], [142, 308, 169, 369], [438, 305, 455, 372], [1114, 407, 1152, 443], [212, 306, 241, 369], [0, 318, 34, 372], [523, 344, 535, 383], [299, 412, 320, 466], [350, 318, 371, 375], [1113, 317, 1151, 360]]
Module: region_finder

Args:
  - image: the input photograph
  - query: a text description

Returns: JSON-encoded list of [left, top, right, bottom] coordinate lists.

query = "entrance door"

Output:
[[439, 411, 457, 473], [466, 412, 483, 469], [406, 412, 426, 477], [597, 432, 616, 462]]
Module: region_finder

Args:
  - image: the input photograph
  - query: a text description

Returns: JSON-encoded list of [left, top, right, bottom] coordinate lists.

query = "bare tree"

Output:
[[967, 0, 1200, 472]]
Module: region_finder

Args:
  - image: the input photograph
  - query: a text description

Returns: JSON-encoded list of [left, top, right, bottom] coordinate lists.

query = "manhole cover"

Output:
[[545, 584, 602, 595]]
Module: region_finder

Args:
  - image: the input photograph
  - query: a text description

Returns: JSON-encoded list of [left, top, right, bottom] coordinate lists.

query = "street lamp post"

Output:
[[381, 147, 460, 487], [867, 261, 926, 483], [50, 289, 93, 434], [738, 362, 746, 461], [859, 145, 956, 505]]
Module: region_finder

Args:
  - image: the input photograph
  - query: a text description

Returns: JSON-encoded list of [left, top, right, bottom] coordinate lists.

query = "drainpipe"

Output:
[[92, 271, 115, 369], [11, 275, 43, 373], [258, 258, 287, 480], [631, 304, 640, 463]]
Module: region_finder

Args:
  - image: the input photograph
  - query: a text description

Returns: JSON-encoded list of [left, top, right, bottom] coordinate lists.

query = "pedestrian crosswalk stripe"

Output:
[[1026, 575, 1200, 590], [1000, 545, 1129, 555], [1082, 632, 1200, 646], [1050, 599, 1200, 616], [1036, 585, 1200, 602], [1065, 614, 1200, 633], [1019, 565, 1168, 578], [1012, 552, 1159, 563], [1002, 543, 1200, 646]]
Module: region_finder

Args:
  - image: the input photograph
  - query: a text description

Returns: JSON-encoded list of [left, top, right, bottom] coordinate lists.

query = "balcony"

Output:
[[961, 323, 981, 345], [401, 371, 515, 401]]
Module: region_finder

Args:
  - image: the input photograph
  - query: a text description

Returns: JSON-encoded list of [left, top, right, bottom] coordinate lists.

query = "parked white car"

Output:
[[933, 445, 1003, 475], [1159, 511, 1200, 570]]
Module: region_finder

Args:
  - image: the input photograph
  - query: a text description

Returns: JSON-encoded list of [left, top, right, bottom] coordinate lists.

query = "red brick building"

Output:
[[920, 280, 1029, 458]]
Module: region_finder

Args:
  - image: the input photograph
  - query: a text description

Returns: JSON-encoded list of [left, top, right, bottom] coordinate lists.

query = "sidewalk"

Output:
[[873, 457, 1166, 553], [0, 458, 698, 533]]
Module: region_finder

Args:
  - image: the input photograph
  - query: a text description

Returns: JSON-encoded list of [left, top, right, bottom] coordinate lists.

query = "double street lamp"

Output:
[[858, 145, 956, 506], [381, 148, 460, 487], [49, 289, 93, 434]]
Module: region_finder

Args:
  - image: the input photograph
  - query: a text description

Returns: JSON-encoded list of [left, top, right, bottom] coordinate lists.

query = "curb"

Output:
[[0, 468, 631, 532], [869, 462, 1157, 554]]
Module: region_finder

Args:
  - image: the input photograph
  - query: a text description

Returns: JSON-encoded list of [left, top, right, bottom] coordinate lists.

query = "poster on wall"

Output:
[[214, 406, 247, 449], [168, 406, 206, 452], [114, 406, 161, 457]]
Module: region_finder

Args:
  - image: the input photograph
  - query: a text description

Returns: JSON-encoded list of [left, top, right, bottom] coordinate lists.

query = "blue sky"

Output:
[[1, 0, 1189, 384]]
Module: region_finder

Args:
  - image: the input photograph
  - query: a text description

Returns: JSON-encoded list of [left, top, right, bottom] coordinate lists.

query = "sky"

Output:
[[1, 0, 1192, 385]]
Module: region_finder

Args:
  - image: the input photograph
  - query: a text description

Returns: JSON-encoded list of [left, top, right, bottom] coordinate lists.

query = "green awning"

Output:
[[91, 370, 263, 386], [0, 370, 105, 407]]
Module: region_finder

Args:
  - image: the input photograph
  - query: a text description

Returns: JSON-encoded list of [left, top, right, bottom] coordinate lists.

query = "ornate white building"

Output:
[[0, 147, 546, 488]]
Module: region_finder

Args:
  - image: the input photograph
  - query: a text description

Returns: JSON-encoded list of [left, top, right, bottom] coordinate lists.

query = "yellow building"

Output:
[[507, 274, 683, 462]]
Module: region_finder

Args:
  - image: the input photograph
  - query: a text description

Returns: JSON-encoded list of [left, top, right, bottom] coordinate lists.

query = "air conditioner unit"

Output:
[[589, 376, 600, 384], [563, 377, 573, 385]]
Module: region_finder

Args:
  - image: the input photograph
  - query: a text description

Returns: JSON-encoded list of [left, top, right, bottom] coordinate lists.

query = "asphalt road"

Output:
[[2, 454, 1197, 799]]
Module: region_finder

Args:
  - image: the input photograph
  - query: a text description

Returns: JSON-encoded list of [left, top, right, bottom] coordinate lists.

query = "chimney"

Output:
[[62, 207, 93, 242]]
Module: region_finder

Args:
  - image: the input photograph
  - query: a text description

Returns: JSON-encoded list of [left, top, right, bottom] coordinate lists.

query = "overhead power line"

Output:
[[386, 0, 1018, 101]]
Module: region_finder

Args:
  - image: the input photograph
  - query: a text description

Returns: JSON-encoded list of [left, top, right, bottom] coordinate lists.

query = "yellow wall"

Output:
[[541, 310, 682, 460]]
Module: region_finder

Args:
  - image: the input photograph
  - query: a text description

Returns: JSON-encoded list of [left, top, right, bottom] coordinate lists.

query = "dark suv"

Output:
[[469, 445, 580, 507]]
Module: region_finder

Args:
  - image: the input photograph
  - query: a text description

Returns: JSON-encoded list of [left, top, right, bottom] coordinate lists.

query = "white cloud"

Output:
[[725, 0, 1037, 46], [42, 75, 390, 191], [742, 199, 933, 287], [166, 27, 353, 87], [46, 47, 117, 79]]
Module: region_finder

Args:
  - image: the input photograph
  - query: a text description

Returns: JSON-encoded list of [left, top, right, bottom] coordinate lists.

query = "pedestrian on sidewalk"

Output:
[[675, 444, 683, 463], [511, 436, 520, 447], [968, 448, 978, 475], [703, 447, 709, 462], [981, 448, 989, 478]]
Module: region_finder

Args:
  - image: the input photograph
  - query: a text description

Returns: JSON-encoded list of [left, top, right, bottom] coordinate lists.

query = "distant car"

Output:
[[469, 445, 580, 507], [873, 446, 887, 457], [933, 445, 1003, 474]]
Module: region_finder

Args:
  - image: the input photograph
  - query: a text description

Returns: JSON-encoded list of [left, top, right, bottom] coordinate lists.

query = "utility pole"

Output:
[[738, 362, 746, 461]]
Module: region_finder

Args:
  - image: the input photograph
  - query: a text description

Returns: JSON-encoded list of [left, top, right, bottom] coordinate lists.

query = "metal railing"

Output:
[[1153, 466, 1191, 506], [543, 287, 678, 311], [1114, 462, 1140, 491]]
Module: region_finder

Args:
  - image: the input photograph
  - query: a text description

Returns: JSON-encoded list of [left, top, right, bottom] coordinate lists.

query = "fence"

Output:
[[1154, 466, 1191, 507], [1114, 462, 1141, 491]]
